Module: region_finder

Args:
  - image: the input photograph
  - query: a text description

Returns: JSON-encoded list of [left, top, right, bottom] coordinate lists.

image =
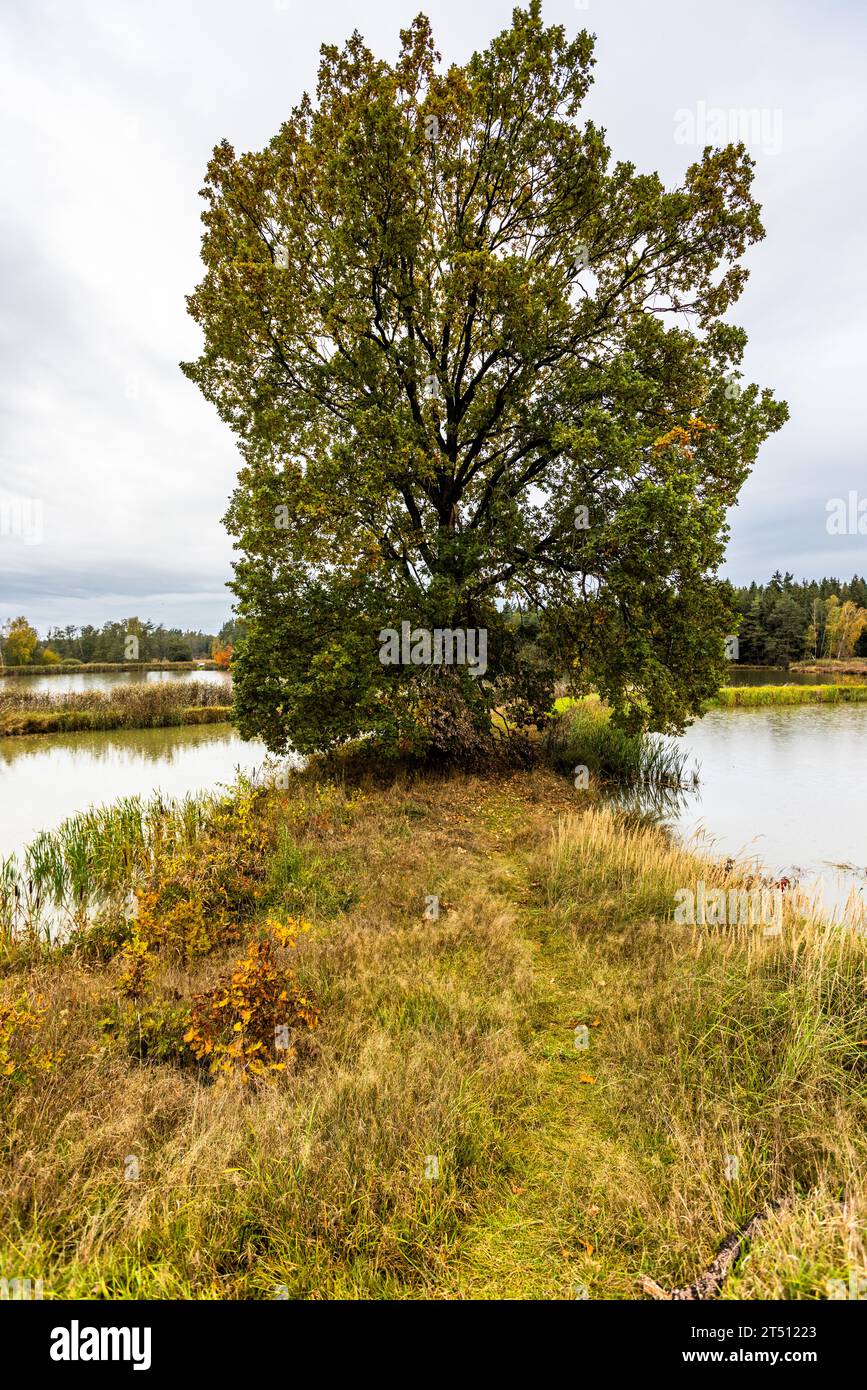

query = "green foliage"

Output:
[[183, 3, 787, 756], [41, 618, 217, 664], [0, 991, 62, 1082], [731, 572, 867, 666], [1, 617, 39, 667], [545, 699, 693, 787], [106, 998, 193, 1068], [713, 683, 867, 708]]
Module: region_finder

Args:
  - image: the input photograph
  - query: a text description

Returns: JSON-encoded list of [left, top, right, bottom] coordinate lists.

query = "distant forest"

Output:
[[41, 617, 246, 664], [502, 573, 867, 667], [44, 620, 214, 663], [0, 616, 245, 667], [4, 582, 867, 671], [730, 573, 867, 665]]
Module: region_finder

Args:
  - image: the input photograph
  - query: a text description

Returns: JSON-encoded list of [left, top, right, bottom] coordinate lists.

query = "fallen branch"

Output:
[[639, 1199, 789, 1301]]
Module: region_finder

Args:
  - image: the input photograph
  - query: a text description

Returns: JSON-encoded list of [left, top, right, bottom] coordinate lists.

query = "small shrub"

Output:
[[105, 999, 193, 1067], [183, 919, 319, 1081], [65, 904, 134, 962], [117, 928, 153, 1001], [0, 992, 63, 1083], [133, 789, 273, 962]]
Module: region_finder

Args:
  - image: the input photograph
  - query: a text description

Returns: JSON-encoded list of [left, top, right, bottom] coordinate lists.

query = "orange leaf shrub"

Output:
[[133, 789, 272, 963], [0, 993, 63, 1082], [183, 918, 319, 1080]]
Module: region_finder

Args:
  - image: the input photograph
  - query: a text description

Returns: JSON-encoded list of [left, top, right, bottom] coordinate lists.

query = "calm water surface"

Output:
[[0, 669, 231, 695], [1, 701, 864, 923], [669, 703, 867, 918], [0, 722, 263, 861]]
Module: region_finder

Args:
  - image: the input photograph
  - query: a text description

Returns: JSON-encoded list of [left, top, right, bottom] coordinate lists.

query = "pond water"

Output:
[[724, 667, 866, 687], [668, 703, 867, 921], [0, 698, 864, 926], [0, 668, 231, 695], [0, 722, 264, 861]]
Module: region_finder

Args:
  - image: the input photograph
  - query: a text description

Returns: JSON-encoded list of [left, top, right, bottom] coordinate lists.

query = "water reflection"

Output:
[[664, 704, 867, 919], [725, 668, 866, 687], [607, 778, 698, 823], [0, 668, 231, 696], [0, 723, 264, 859]]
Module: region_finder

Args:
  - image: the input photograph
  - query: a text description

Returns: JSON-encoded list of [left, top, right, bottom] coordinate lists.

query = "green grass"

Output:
[[712, 683, 867, 708], [545, 697, 695, 790], [1, 767, 864, 1300]]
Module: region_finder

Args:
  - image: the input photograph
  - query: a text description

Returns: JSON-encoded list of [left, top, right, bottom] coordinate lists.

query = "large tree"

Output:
[[183, 2, 787, 758]]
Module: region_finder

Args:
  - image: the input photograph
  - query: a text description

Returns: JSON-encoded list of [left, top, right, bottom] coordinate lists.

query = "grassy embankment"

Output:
[[1, 713, 864, 1299], [0, 680, 232, 736], [712, 684, 867, 709]]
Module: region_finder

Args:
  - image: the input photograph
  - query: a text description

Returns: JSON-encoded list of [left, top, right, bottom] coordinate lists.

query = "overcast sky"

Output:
[[2, 0, 865, 635]]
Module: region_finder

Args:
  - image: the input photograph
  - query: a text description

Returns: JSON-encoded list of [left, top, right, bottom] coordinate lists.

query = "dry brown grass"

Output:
[[1, 768, 864, 1300]]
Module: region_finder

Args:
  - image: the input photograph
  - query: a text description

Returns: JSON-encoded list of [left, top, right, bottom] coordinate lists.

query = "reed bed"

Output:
[[712, 683, 867, 708], [0, 661, 217, 676], [0, 679, 231, 735], [0, 789, 221, 939], [545, 697, 695, 789]]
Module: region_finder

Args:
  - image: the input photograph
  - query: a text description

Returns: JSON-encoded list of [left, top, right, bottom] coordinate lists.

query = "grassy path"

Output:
[[403, 776, 867, 1300], [1, 768, 864, 1299]]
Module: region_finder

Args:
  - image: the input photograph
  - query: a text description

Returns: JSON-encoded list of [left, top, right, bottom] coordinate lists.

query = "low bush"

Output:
[[183, 920, 319, 1080]]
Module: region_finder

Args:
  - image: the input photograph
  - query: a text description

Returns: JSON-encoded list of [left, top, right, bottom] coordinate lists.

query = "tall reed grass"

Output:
[[0, 680, 231, 735], [0, 789, 220, 940], [713, 684, 867, 708], [545, 698, 695, 790]]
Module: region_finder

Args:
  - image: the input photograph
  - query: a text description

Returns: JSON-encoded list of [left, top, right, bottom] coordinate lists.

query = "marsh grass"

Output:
[[545, 698, 695, 790], [0, 768, 864, 1299], [713, 683, 867, 708], [0, 790, 221, 940], [0, 680, 231, 736]]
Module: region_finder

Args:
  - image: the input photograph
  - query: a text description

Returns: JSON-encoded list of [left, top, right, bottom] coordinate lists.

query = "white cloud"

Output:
[[1, 0, 865, 634]]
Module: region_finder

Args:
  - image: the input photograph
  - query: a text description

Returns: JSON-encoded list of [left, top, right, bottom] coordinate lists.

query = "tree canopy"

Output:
[[183, 2, 787, 758], [733, 573, 867, 665]]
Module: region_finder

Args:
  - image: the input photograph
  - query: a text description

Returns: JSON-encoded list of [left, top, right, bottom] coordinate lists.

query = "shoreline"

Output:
[[709, 683, 867, 708], [0, 706, 232, 737], [5, 680, 867, 738], [0, 660, 220, 678]]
